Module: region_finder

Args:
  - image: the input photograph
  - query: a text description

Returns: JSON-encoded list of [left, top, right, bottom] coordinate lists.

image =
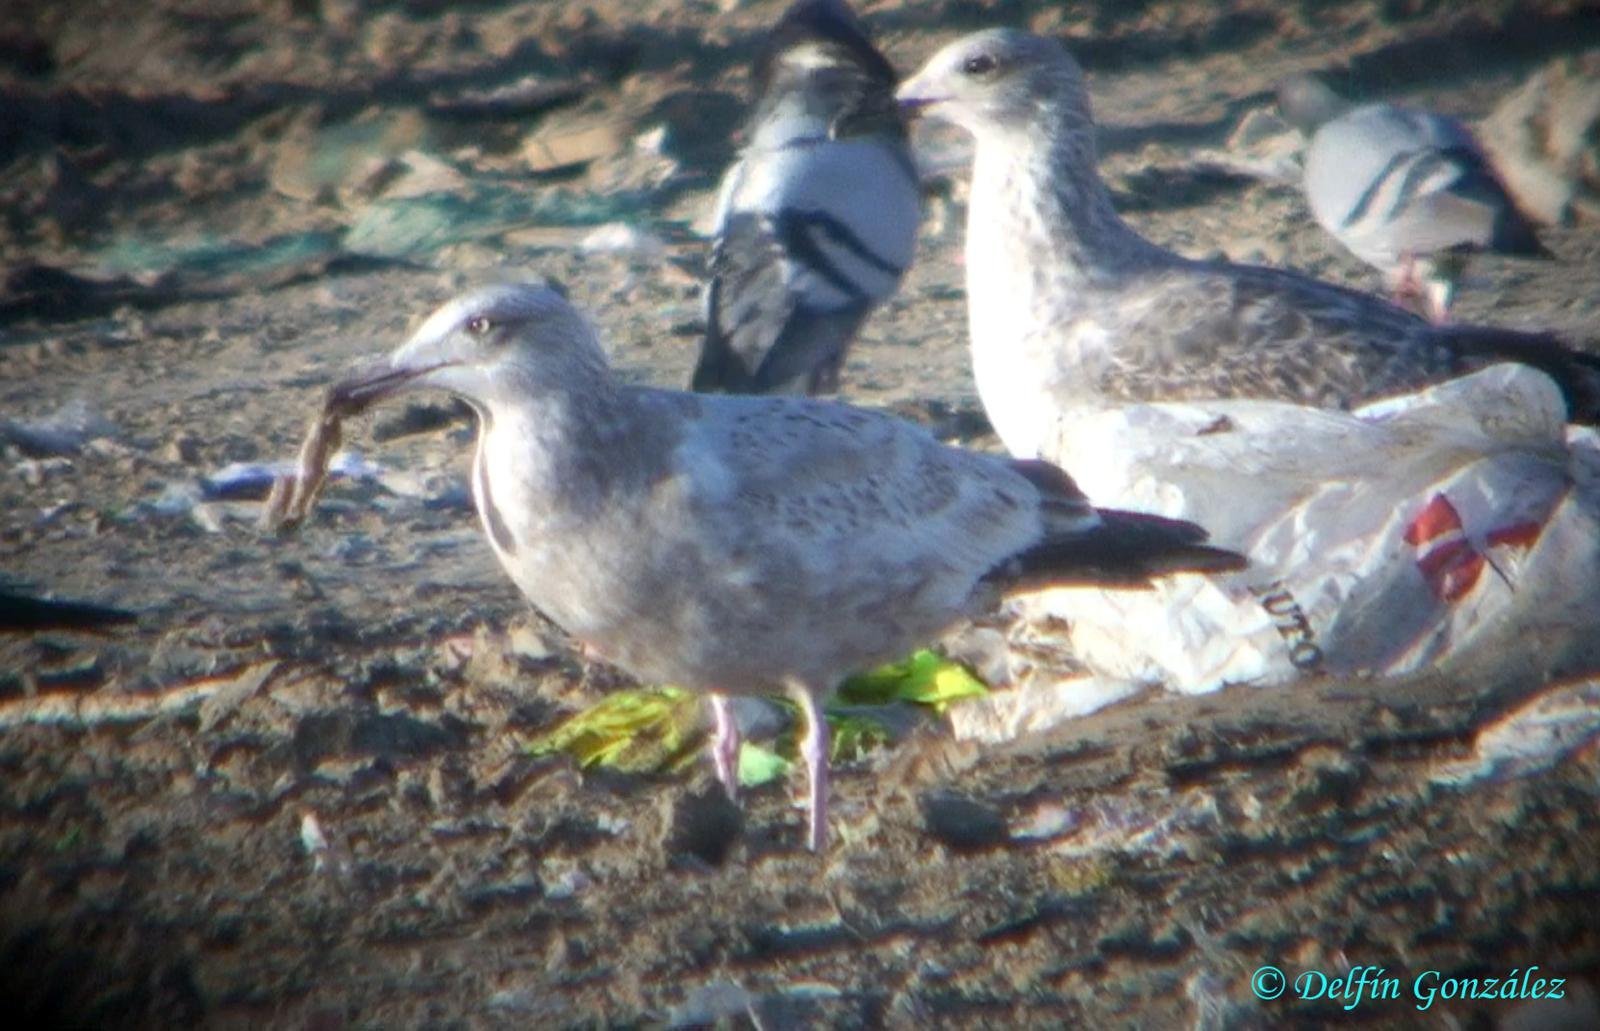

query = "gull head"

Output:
[[896, 29, 1089, 136], [329, 281, 607, 413]]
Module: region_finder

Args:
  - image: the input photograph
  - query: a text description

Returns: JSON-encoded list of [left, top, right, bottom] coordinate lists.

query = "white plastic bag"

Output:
[[1022, 364, 1600, 693]]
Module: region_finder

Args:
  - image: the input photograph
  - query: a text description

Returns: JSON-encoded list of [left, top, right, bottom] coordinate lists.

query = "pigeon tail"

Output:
[[1435, 145, 1552, 259], [692, 309, 762, 394], [1487, 202, 1554, 259], [693, 294, 865, 394]]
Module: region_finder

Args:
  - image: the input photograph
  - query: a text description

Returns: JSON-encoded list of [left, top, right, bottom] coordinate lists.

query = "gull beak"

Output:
[[325, 328, 461, 416], [325, 356, 448, 416]]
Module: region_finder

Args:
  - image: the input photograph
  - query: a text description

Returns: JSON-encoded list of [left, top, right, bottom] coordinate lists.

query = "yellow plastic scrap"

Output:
[[525, 687, 703, 774]]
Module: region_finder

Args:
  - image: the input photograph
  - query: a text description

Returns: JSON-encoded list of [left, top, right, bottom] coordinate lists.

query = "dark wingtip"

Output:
[[1097, 509, 1249, 577], [993, 509, 1247, 594], [1438, 325, 1600, 424], [0, 590, 138, 633]]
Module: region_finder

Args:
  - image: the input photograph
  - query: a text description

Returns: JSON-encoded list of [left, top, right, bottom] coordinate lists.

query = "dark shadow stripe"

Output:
[[474, 431, 516, 556]]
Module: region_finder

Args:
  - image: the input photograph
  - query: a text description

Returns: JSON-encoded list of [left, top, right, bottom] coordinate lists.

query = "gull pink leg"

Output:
[[709, 693, 740, 802], [789, 682, 831, 852]]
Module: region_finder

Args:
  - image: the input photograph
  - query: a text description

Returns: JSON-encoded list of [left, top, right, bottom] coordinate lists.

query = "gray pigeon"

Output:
[[1278, 74, 1549, 322], [319, 282, 1244, 851], [896, 30, 1598, 461], [692, 0, 920, 395]]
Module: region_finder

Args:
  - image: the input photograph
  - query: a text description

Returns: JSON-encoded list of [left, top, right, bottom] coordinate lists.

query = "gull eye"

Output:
[[465, 315, 492, 336], [962, 53, 998, 77]]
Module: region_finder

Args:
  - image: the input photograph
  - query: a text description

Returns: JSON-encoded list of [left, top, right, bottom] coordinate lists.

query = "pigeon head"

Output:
[[897, 29, 1090, 136], [1275, 74, 1351, 134], [757, 0, 895, 93], [330, 281, 608, 413]]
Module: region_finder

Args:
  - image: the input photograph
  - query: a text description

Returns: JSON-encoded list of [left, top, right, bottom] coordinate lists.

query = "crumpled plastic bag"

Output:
[[1023, 363, 1600, 692]]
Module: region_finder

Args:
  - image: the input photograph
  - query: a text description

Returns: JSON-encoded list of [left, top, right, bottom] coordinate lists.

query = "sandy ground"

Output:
[[2, 0, 1600, 1026]]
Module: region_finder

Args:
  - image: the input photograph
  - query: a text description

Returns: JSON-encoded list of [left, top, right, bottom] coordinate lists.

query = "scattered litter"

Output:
[[1431, 676, 1600, 786], [299, 809, 353, 878], [11, 457, 73, 484], [668, 980, 758, 1029], [196, 661, 278, 733], [428, 75, 586, 120], [1012, 792, 1223, 859], [542, 865, 593, 900], [947, 675, 1141, 744], [737, 742, 791, 788], [522, 121, 626, 175], [1480, 50, 1600, 225], [837, 649, 988, 714], [632, 124, 670, 156], [1031, 365, 1600, 697], [525, 687, 703, 775], [523, 652, 989, 785], [0, 398, 115, 457], [0, 665, 270, 729], [300, 811, 329, 861], [579, 222, 666, 258]]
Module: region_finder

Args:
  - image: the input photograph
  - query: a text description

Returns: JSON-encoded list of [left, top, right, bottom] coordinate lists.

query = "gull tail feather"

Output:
[[1440, 326, 1600, 423], [992, 510, 1247, 594]]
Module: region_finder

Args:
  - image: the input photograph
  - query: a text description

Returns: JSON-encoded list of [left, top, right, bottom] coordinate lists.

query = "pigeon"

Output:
[[691, 0, 921, 395], [312, 281, 1244, 851], [895, 29, 1600, 460], [1277, 73, 1549, 322]]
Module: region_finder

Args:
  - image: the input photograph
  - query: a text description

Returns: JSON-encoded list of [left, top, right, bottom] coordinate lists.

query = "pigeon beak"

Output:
[[896, 95, 938, 119], [894, 73, 945, 118]]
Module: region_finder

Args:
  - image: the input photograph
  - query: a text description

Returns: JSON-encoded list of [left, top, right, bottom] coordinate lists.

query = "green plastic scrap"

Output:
[[736, 742, 791, 788], [836, 649, 990, 713], [524, 650, 989, 786]]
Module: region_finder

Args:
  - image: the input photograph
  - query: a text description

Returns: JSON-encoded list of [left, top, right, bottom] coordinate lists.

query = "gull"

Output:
[[896, 30, 1599, 460], [691, 0, 920, 395], [316, 281, 1243, 851], [1277, 73, 1549, 322]]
